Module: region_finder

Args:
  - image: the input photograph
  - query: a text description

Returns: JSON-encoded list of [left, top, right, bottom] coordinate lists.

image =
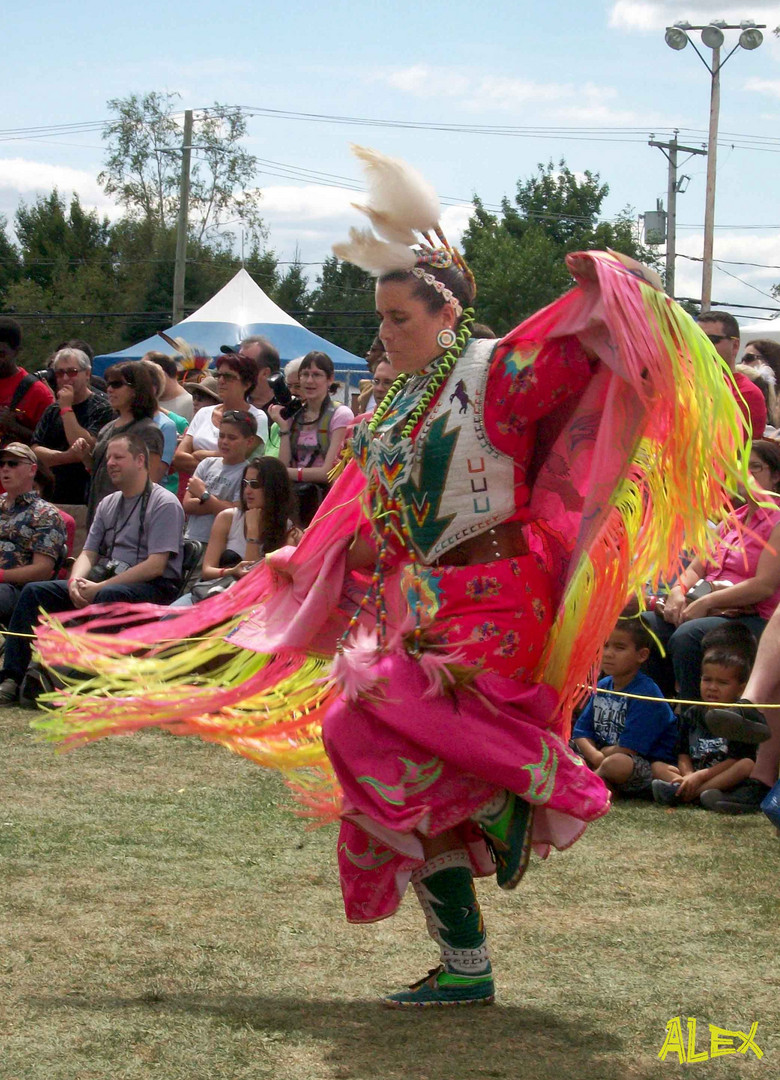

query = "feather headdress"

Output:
[[158, 333, 212, 374], [332, 145, 473, 296]]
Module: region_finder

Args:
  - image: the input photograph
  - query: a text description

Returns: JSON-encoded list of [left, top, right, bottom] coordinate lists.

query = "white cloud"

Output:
[[673, 228, 780, 319], [372, 66, 657, 124], [0, 156, 120, 225], [609, 1, 780, 31], [256, 183, 357, 223], [745, 76, 780, 96]]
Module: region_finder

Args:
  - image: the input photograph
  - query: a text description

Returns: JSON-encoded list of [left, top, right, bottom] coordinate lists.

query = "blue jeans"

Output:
[[1, 578, 177, 683], [0, 583, 22, 626]]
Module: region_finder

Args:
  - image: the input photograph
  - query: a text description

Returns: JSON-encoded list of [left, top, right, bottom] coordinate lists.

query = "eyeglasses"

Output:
[[748, 461, 770, 474], [106, 379, 128, 389], [216, 371, 240, 381], [222, 409, 247, 422], [704, 333, 737, 345], [0, 459, 24, 468], [741, 352, 761, 363], [55, 367, 82, 378], [242, 478, 262, 489]]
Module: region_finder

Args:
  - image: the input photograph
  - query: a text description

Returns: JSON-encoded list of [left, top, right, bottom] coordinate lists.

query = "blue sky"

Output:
[[4, 0, 780, 325]]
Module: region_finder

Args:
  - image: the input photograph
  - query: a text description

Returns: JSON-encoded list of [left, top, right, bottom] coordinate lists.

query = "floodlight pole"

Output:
[[665, 21, 764, 310], [172, 110, 193, 326], [702, 50, 720, 311]]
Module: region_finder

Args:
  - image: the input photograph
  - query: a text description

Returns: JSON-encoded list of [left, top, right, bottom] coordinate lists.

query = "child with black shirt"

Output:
[[652, 624, 758, 807]]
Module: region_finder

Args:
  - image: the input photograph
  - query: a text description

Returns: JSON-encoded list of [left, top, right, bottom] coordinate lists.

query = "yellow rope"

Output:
[[583, 684, 773, 710]]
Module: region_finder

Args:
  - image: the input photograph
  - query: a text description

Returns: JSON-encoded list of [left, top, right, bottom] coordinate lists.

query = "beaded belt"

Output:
[[433, 519, 529, 567]]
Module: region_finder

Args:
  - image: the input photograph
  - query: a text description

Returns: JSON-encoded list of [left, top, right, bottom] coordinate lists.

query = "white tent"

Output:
[[94, 269, 365, 377], [739, 319, 780, 354]]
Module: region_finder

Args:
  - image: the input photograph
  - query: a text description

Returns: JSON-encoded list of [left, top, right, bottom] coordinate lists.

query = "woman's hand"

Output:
[[681, 592, 717, 622], [232, 560, 257, 578], [268, 404, 291, 432], [661, 586, 687, 626]]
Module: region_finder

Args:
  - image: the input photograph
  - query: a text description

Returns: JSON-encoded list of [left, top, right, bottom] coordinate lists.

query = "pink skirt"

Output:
[[324, 555, 610, 923]]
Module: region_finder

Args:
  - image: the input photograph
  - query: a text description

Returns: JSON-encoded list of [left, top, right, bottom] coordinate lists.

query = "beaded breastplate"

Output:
[[351, 338, 517, 564]]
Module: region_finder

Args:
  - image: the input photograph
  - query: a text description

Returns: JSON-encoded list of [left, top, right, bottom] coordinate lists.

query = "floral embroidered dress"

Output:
[[34, 252, 745, 925]]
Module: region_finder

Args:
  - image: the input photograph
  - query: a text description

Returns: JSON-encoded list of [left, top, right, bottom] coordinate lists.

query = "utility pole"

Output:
[[649, 134, 706, 298], [172, 109, 193, 325]]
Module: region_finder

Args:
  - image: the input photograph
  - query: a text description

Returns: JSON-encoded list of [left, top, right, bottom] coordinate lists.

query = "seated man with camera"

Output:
[[0, 433, 184, 706]]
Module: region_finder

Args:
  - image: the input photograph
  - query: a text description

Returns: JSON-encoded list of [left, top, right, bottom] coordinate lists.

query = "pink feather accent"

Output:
[[328, 626, 383, 702], [418, 647, 469, 699]]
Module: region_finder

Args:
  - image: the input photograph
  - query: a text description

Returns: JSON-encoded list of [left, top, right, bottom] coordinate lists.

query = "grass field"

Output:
[[1, 705, 777, 1080]]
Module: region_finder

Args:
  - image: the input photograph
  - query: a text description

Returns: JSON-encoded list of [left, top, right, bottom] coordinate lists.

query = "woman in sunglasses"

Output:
[[176, 458, 300, 604], [173, 353, 268, 477], [75, 362, 165, 526]]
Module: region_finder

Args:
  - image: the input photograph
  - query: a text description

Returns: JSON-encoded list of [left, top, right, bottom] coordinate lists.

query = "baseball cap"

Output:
[[0, 442, 37, 464], [219, 344, 239, 355]]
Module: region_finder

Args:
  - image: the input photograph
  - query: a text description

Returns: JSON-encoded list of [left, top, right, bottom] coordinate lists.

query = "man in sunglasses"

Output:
[[0, 442, 67, 629], [31, 348, 114, 553], [697, 310, 767, 438]]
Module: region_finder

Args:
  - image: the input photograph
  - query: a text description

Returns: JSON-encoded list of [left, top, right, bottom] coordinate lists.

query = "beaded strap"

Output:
[[340, 309, 476, 657]]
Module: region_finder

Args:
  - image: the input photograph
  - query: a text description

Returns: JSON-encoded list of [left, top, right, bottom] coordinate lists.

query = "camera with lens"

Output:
[[267, 372, 303, 420], [87, 558, 131, 583]]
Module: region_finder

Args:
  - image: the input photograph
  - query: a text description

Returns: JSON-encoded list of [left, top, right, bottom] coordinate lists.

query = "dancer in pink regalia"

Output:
[[35, 146, 745, 1007]]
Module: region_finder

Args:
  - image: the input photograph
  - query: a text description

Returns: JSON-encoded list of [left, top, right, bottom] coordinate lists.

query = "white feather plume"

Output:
[[351, 204, 417, 246], [351, 144, 440, 241], [332, 227, 417, 276]]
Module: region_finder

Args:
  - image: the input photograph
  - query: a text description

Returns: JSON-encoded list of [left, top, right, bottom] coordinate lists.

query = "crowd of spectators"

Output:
[[573, 314, 780, 819], [0, 315, 388, 705], [0, 306, 779, 822]]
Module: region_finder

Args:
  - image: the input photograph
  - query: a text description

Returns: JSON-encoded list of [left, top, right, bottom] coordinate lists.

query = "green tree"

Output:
[[99, 92, 264, 246], [462, 160, 660, 333], [15, 191, 112, 291], [308, 256, 375, 355], [273, 255, 311, 320], [0, 215, 21, 303]]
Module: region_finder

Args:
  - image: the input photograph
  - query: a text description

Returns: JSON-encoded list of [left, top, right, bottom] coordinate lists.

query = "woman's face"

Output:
[[375, 278, 456, 375], [216, 364, 249, 407], [106, 373, 135, 414], [748, 453, 780, 495], [298, 363, 330, 404], [242, 468, 265, 511], [741, 346, 763, 368]]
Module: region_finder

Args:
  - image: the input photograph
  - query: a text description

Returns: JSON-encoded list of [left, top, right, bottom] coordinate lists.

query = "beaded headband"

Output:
[[410, 264, 463, 317]]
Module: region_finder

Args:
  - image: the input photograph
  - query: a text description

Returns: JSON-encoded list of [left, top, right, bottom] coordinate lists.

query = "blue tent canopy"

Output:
[[93, 269, 367, 380]]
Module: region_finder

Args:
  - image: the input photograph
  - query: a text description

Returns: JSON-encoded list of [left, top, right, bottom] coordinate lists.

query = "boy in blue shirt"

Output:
[[573, 619, 678, 796]]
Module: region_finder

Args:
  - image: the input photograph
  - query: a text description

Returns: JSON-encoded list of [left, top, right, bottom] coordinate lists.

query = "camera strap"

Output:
[[105, 481, 151, 563]]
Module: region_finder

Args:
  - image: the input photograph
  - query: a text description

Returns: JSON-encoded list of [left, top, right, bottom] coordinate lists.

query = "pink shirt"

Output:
[[705, 501, 780, 619]]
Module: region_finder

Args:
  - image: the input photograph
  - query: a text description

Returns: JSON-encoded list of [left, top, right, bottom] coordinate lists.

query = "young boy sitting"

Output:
[[183, 412, 258, 544], [572, 618, 678, 796], [651, 624, 758, 808]]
